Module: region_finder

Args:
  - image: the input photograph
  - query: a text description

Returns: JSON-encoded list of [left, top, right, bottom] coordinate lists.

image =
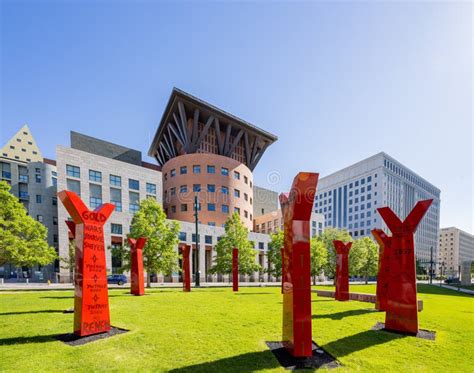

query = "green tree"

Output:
[[0, 181, 57, 271], [60, 239, 76, 282], [126, 198, 180, 287], [320, 227, 352, 280], [210, 213, 260, 276], [310, 237, 328, 285], [351, 236, 379, 282], [266, 230, 283, 278]]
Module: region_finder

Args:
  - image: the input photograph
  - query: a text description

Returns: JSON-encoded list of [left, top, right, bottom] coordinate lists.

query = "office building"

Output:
[[254, 209, 324, 237], [438, 227, 474, 276]]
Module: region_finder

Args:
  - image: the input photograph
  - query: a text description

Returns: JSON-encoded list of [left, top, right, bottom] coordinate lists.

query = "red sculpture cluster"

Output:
[[333, 240, 352, 301], [371, 229, 391, 311], [280, 172, 319, 357], [58, 190, 115, 337], [377, 199, 433, 335], [129, 237, 146, 296], [182, 245, 191, 292], [232, 248, 239, 292]]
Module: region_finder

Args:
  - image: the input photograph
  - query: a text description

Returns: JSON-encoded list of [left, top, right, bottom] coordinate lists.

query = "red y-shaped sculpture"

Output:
[[128, 237, 146, 296], [280, 172, 319, 357], [377, 199, 433, 334], [333, 241, 352, 301], [232, 248, 239, 292], [371, 229, 392, 311], [182, 245, 191, 292], [58, 190, 115, 336]]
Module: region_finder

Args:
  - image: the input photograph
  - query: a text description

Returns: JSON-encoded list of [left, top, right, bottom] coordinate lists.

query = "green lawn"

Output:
[[0, 284, 472, 372]]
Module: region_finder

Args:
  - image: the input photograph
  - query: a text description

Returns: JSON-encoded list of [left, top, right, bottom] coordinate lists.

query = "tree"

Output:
[[0, 181, 57, 271], [60, 239, 76, 283], [210, 213, 260, 276], [266, 230, 283, 278], [351, 237, 379, 283], [125, 198, 180, 287], [310, 237, 328, 285], [320, 227, 352, 280]]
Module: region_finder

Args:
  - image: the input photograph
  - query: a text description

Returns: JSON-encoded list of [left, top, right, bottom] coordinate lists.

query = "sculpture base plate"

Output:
[[371, 322, 436, 340], [56, 326, 129, 346], [266, 341, 341, 370]]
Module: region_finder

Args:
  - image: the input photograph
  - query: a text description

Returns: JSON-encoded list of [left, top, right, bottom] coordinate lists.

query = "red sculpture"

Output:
[[377, 199, 433, 335], [232, 248, 239, 292], [182, 245, 191, 292], [371, 229, 392, 311], [333, 240, 352, 301], [280, 172, 319, 357], [58, 190, 114, 336], [128, 237, 146, 296], [280, 247, 284, 294]]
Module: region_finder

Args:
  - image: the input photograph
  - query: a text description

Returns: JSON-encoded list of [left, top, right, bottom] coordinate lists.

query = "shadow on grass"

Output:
[[313, 308, 377, 320], [321, 329, 405, 357], [0, 333, 59, 345], [234, 292, 274, 295], [169, 350, 280, 372], [0, 309, 67, 316]]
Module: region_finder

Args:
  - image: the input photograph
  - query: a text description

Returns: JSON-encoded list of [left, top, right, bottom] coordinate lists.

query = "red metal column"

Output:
[[333, 241, 352, 301], [182, 245, 191, 292], [280, 172, 319, 357], [129, 238, 147, 296], [232, 248, 239, 292], [58, 190, 115, 337], [377, 199, 433, 334], [280, 247, 284, 294], [372, 229, 392, 311]]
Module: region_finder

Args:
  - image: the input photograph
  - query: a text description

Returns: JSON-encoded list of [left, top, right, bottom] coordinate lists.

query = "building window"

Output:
[[146, 183, 156, 194], [205, 235, 213, 244], [110, 174, 121, 187], [234, 207, 240, 215], [52, 177, 57, 187], [221, 186, 229, 195], [52, 196, 57, 206], [89, 170, 102, 183], [19, 174, 28, 183], [207, 184, 215, 193], [244, 210, 248, 218], [258, 242, 264, 250], [53, 216, 58, 225], [180, 185, 188, 193], [36, 195, 42, 203], [171, 205, 176, 213], [234, 189, 240, 198], [244, 176, 248, 184], [181, 204, 188, 212], [180, 166, 187, 175], [111, 223, 123, 235], [222, 204, 229, 213], [129, 179, 139, 191], [35, 174, 42, 183], [66, 165, 80, 178], [193, 165, 201, 174], [170, 187, 176, 196], [66, 179, 81, 196], [110, 188, 122, 212], [207, 165, 215, 174], [193, 184, 201, 192], [37, 215, 43, 223], [208, 203, 216, 211], [244, 193, 248, 201], [178, 232, 186, 241], [234, 171, 240, 180], [170, 169, 176, 177], [129, 191, 140, 213], [221, 167, 229, 176], [208, 222, 216, 227], [90, 184, 103, 209]]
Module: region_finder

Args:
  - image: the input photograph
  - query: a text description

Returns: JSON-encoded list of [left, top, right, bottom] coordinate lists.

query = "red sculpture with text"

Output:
[[371, 229, 392, 311], [232, 248, 239, 292], [377, 199, 433, 334], [333, 240, 352, 301], [182, 245, 191, 292], [58, 190, 115, 336], [280, 172, 319, 357], [129, 237, 146, 296]]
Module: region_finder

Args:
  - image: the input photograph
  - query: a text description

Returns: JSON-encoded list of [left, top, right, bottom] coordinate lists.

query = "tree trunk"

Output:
[[147, 273, 151, 288], [312, 275, 316, 286], [365, 275, 368, 284]]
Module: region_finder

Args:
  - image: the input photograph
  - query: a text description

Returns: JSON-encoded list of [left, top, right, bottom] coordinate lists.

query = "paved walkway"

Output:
[[434, 283, 474, 295]]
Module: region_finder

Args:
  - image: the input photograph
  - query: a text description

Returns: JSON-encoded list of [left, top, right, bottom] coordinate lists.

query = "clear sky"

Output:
[[1, 1, 472, 232]]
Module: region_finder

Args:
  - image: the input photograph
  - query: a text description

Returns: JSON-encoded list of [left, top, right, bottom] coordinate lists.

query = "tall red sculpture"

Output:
[[128, 237, 146, 296], [182, 245, 191, 292], [280, 172, 319, 357], [232, 248, 239, 292], [371, 229, 392, 311], [58, 190, 114, 337], [333, 240, 352, 301], [377, 199, 433, 335]]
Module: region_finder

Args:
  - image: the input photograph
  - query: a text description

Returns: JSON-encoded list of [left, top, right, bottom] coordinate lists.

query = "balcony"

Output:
[[19, 191, 29, 200], [1, 171, 12, 179], [19, 174, 28, 183]]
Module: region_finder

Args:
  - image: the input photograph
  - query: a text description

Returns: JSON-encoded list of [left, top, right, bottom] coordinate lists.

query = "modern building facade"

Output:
[[438, 227, 474, 276], [314, 152, 441, 261], [253, 185, 279, 217], [254, 209, 324, 238]]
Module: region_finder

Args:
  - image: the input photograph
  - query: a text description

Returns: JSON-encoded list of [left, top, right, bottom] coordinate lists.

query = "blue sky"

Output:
[[1, 1, 472, 232]]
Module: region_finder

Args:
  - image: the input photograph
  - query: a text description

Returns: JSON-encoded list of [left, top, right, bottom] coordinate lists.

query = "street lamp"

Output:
[[194, 195, 200, 287]]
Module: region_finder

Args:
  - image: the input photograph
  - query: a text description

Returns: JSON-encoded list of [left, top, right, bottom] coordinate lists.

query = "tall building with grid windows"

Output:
[[314, 152, 440, 261]]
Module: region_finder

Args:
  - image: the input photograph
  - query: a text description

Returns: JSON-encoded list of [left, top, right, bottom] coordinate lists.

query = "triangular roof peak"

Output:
[[0, 124, 43, 163]]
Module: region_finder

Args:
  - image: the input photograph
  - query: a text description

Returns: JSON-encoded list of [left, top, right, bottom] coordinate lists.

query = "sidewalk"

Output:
[[433, 283, 474, 295]]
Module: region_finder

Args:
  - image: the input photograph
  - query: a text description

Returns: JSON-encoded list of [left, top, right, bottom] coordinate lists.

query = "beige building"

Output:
[[254, 209, 324, 237], [438, 227, 474, 276]]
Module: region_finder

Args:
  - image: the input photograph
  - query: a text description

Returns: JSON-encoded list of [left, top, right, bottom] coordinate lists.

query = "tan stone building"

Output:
[[254, 209, 324, 237], [438, 227, 474, 276]]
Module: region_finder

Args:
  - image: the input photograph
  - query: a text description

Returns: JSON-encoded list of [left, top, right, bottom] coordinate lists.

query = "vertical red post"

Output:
[[232, 248, 239, 292], [58, 190, 115, 337], [371, 229, 392, 311], [182, 245, 191, 292], [333, 240, 352, 301], [280, 247, 284, 294], [377, 199, 433, 335], [128, 237, 147, 296], [280, 172, 319, 357]]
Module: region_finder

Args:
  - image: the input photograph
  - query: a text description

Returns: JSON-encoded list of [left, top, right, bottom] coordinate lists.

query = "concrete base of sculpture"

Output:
[[56, 326, 128, 346], [372, 322, 435, 340]]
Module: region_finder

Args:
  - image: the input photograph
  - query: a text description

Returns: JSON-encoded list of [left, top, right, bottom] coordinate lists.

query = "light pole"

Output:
[[429, 246, 433, 285], [194, 195, 200, 287]]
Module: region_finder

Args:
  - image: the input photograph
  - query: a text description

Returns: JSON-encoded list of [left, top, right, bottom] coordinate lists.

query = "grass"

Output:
[[0, 284, 472, 372]]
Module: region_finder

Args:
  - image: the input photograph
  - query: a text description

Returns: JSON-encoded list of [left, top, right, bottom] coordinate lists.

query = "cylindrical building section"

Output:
[[162, 153, 254, 229]]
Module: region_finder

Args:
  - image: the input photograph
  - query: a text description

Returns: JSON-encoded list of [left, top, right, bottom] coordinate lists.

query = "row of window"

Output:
[[384, 159, 438, 196], [165, 184, 252, 203], [177, 231, 265, 249], [164, 165, 251, 185], [167, 203, 252, 220], [36, 215, 58, 225]]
